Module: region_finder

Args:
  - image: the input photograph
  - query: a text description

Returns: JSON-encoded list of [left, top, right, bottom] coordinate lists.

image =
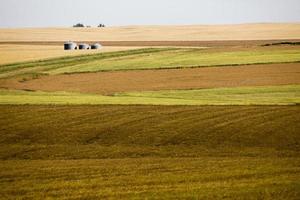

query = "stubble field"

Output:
[[1, 105, 300, 199], [0, 44, 145, 65]]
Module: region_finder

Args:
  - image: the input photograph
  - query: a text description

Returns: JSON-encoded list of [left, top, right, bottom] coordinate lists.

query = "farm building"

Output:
[[64, 42, 102, 50], [91, 43, 102, 49], [78, 43, 90, 50], [64, 42, 77, 50]]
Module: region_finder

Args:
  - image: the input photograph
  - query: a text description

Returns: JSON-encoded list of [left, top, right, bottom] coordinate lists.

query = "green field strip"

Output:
[[1, 48, 300, 78], [0, 48, 174, 78], [0, 85, 299, 105], [48, 48, 300, 74]]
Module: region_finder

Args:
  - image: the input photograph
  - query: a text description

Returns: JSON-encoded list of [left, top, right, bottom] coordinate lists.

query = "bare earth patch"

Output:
[[1, 63, 300, 95]]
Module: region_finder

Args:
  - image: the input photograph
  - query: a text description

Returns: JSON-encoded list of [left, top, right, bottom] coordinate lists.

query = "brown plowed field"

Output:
[[1, 63, 300, 95]]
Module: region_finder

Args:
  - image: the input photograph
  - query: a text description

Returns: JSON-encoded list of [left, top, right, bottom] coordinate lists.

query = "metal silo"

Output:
[[91, 43, 102, 49], [78, 43, 90, 50], [64, 42, 77, 50]]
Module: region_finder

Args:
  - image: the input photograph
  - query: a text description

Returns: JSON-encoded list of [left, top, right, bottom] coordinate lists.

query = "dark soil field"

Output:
[[0, 105, 300, 199], [2, 63, 300, 95]]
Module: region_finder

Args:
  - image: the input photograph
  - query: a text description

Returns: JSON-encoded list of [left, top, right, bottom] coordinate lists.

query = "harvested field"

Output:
[[0, 105, 300, 199], [1, 24, 300, 41], [2, 63, 300, 95], [0, 44, 145, 65], [1, 105, 300, 158], [1, 158, 299, 199]]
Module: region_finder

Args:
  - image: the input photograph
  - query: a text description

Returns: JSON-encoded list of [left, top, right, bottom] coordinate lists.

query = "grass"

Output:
[[1, 105, 300, 199], [1, 48, 300, 78], [0, 85, 299, 105], [0, 48, 172, 78], [119, 85, 300, 105], [48, 48, 300, 74]]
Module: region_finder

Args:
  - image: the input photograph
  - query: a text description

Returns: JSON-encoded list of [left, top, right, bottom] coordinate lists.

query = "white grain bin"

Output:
[[78, 43, 90, 50], [91, 43, 102, 50], [64, 42, 77, 50]]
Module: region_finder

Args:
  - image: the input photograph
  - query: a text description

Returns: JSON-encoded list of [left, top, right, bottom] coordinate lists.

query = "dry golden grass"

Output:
[[0, 44, 145, 65], [0, 23, 299, 42]]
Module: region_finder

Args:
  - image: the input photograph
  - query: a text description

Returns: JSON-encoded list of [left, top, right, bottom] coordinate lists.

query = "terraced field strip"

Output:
[[0, 85, 299, 105], [1, 48, 300, 78], [2, 63, 299, 95], [0, 48, 171, 78], [45, 48, 300, 74], [118, 85, 300, 105]]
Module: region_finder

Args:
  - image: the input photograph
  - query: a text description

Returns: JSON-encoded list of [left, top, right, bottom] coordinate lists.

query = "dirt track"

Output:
[[1, 63, 300, 95]]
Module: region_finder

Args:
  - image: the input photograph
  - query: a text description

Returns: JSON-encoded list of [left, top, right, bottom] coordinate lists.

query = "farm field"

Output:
[[1, 63, 299, 95], [1, 24, 300, 41], [46, 48, 300, 74], [2, 39, 300, 47], [0, 85, 299, 105], [1, 157, 299, 199], [0, 44, 145, 65], [0, 105, 300, 199], [0, 47, 300, 79], [1, 24, 300, 199]]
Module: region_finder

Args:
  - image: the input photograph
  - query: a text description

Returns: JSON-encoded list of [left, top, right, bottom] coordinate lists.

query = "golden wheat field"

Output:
[[1, 23, 299, 64], [0, 23, 300, 42], [0, 44, 145, 65]]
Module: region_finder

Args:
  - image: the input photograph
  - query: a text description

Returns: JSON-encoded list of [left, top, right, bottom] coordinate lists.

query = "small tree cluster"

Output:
[[73, 23, 85, 28], [72, 23, 106, 28]]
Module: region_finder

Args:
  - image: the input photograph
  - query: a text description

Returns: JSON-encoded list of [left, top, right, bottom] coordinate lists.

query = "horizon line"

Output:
[[1, 22, 300, 29]]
